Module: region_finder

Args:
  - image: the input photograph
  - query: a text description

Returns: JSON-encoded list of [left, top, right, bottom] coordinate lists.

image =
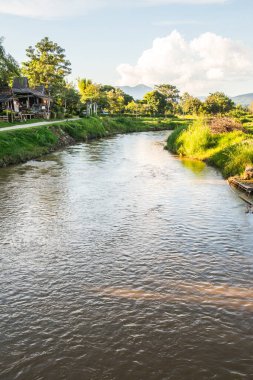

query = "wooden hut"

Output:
[[0, 77, 51, 121]]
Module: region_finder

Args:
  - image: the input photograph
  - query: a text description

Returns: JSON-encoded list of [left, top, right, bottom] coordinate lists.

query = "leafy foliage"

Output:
[[22, 37, 71, 90], [155, 84, 180, 113], [204, 92, 234, 115], [167, 119, 253, 177], [106, 89, 125, 114], [77, 78, 101, 103], [143, 90, 167, 115], [0, 37, 20, 87], [180, 92, 202, 115]]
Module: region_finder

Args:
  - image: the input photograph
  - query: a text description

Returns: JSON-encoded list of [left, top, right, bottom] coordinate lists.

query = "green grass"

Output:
[[167, 118, 253, 178], [0, 127, 59, 166], [239, 114, 253, 133], [138, 116, 195, 130], [0, 116, 175, 167]]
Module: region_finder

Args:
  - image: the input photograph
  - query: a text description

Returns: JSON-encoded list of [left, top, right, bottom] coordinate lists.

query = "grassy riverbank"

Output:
[[0, 116, 187, 167], [167, 119, 253, 178]]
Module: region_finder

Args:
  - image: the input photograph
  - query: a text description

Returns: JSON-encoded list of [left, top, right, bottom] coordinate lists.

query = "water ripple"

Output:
[[0, 131, 253, 380]]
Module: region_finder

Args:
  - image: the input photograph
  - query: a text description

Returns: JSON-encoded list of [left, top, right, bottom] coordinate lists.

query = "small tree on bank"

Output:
[[155, 84, 180, 114], [143, 90, 167, 116], [204, 92, 235, 115], [180, 92, 202, 115]]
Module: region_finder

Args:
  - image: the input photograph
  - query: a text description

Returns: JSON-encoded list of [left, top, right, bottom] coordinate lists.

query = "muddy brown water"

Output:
[[0, 131, 253, 380]]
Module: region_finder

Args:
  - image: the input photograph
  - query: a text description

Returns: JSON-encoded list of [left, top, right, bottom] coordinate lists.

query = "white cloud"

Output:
[[0, 0, 227, 19], [116, 31, 253, 95], [0, 0, 96, 19]]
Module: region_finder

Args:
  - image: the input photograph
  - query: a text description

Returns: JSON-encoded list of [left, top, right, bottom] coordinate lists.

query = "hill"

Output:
[[118, 84, 153, 99], [118, 86, 253, 106], [232, 93, 253, 106]]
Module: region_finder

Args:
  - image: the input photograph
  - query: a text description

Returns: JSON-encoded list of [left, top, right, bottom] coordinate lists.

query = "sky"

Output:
[[0, 0, 252, 96]]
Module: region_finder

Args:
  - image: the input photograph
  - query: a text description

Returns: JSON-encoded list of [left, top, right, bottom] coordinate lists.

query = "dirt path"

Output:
[[0, 118, 80, 133]]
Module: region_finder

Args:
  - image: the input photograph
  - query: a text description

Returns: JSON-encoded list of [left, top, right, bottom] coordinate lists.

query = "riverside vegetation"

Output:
[[1, 36, 253, 177], [1, 114, 253, 178], [167, 115, 253, 179], [0, 116, 189, 167]]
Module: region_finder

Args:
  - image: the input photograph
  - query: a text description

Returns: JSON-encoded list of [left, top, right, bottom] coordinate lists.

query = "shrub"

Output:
[[56, 112, 65, 119], [208, 117, 244, 133]]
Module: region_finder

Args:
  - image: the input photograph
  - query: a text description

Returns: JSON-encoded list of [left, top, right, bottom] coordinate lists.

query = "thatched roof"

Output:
[[0, 77, 50, 103], [12, 77, 48, 99], [0, 88, 13, 103], [13, 87, 49, 99]]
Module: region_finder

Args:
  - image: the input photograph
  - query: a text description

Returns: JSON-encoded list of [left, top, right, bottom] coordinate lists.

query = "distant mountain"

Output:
[[118, 87, 253, 105], [197, 93, 253, 106], [118, 84, 153, 100], [232, 93, 253, 106]]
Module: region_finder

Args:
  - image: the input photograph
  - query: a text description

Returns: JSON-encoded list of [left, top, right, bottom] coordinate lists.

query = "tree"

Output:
[[180, 92, 202, 115], [100, 85, 133, 111], [22, 37, 71, 91], [125, 100, 138, 114], [54, 81, 81, 115], [125, 100, 146, 116], [204, 92, 235, 115], [122, 92, 134, 105], [143, 90, 166, 115], [77, 78, 92, 97], [155, 84, 180, 113], [106, 89, 125, 114], [77, 80, 133, 114], [229, 104, 248, 118], [0, 37, 20, 87], [77, 78, 101, 103], [100, 85, 115, 93]]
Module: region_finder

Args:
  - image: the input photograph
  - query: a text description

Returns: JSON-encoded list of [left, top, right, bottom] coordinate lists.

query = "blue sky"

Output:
[[0, 0, 252, 95]]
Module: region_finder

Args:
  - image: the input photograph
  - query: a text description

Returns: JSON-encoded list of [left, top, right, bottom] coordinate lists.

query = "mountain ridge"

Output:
[[117, 84, 153, 99], [118, 84, 253, 106]]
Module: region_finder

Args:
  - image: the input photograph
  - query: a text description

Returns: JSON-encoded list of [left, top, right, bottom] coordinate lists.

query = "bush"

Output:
[[208, 117, 244, 133], [56, 112, 65, 119], [64, 113, 73, 119]]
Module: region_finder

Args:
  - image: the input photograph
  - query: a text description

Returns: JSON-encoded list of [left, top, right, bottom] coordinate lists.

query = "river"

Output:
[[0, 131, 253, 380]]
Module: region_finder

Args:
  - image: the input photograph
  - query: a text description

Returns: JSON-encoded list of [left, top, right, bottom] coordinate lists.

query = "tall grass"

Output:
[[167, 119, 253, 178]]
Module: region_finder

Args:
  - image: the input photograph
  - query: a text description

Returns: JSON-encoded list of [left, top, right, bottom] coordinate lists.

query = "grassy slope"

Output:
[[167, 119, 253, 178], [0, 116, 187, 167]]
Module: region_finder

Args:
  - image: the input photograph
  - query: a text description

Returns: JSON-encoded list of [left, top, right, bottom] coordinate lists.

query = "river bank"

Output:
[[0, 116, 187, 168], [167, 119, 253, 179]]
